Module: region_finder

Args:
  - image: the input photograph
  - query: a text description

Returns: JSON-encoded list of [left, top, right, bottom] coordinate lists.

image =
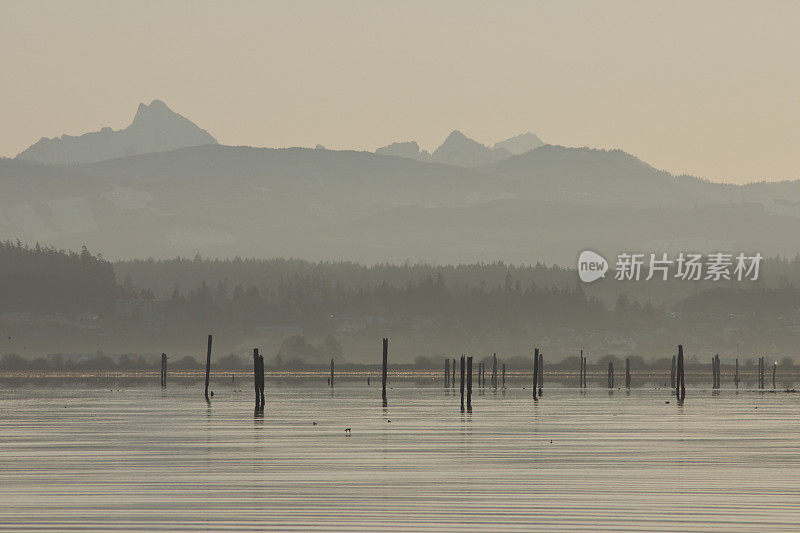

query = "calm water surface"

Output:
[[1, 383, 799, 531]]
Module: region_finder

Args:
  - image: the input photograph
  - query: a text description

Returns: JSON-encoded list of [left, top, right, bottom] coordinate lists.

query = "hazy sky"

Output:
[[1, 0, 798, 184]]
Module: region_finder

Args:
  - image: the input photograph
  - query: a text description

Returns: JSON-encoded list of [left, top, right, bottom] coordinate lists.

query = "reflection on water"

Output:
[[1, 384, 799, 531]]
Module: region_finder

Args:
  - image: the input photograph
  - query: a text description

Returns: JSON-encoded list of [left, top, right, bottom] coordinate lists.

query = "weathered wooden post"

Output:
[[460, 355, 465, 410], [582, 352, 587, 388], [532, 348, 539, 400], [538, 352, 544, 394], [735, 358, 739, 389], [773, 360, 777, 390], [466, 356, 473, 410], [253, 348, 260, 407], [477, 363, 482, 388], [492, 353, 497, 389], [204, 334, 212, 402], [502, 363, 506, 389], [716, 354, 721, 389], [676, 345, 686, 401], [330, 358, 335, 388], [258, 353, 265, 408], [381, 338, 388, 403], [711, 356, 717, 389], [670, 355, 676, 389], [445, 359, 450, 388], [452, 358, 456, 388], [579, 350, 584, 389], [625, 357, 631, 389], [161, 353, 167, 387], [607, 362, 614, 389]]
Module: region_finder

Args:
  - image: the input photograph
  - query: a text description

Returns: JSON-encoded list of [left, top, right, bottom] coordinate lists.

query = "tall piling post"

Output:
[[711, 356, 716, 389], [330, 358, 335, 388], [676, 344, 686, 401], [460, 355, 465, 411], [466, 356, 473, 411], [445, 359, 450, 388], [204, 334, 212, 402], [538, 352, 544, 394], [492, 354, 497, 389], [532, 348, 539, 401], [502, 363, 506, 389], [579, 350, 584, 389], [381, 338, 388, 403], [625, 358, 631, 389], [757, 357, 761, 389], [452, 358, 456, 388], [773, 360, 777, 390], [253, 348, 260, 407], [161, 353, 167, 387], [608, 362, 614, 389], [582, 353, 587, 388], [735, 358, 739, 389], [258, 353, 265, 408]]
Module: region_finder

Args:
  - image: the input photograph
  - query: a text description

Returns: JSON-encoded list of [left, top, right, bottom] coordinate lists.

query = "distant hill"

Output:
[[376, 130, 536, 167], [16, 100, 217, 165], [3, 142, 800, 264], [493, 132, 544, 154]]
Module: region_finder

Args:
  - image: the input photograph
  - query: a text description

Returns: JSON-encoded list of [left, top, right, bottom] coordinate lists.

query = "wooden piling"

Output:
[[625, 357, 631, 389], [607, 362, 614, 389], [676, 344, 686, 401], [502, 363, 506, 389], [258, 353, 265, 408], [735, 358, 739, 389], [532, 348, 539, 400], [161, 353, 167, 387], [773, 360, 777, 390], [582, 352, 587, 389], [381, 338, 388, 402], [579, 350, 584, 389], [204, 334, 212, 402], [492, 354, 497, 389], [253, 348, 260, 407], [330, 358, 334, 388], [466, 356, 473, 410], [460, 355, 465, 410], [711, 356, 717, 389], [538, 352, 543, 393], [445, 359, 450, 388], [452, 358, 456, 388]]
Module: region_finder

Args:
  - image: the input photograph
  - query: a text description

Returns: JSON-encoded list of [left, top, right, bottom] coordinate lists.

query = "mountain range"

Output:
[[3, 100, 800, 266]]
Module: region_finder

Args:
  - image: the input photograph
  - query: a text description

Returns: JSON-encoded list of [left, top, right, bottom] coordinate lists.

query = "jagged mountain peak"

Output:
[[16, 100, 217, 165]]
